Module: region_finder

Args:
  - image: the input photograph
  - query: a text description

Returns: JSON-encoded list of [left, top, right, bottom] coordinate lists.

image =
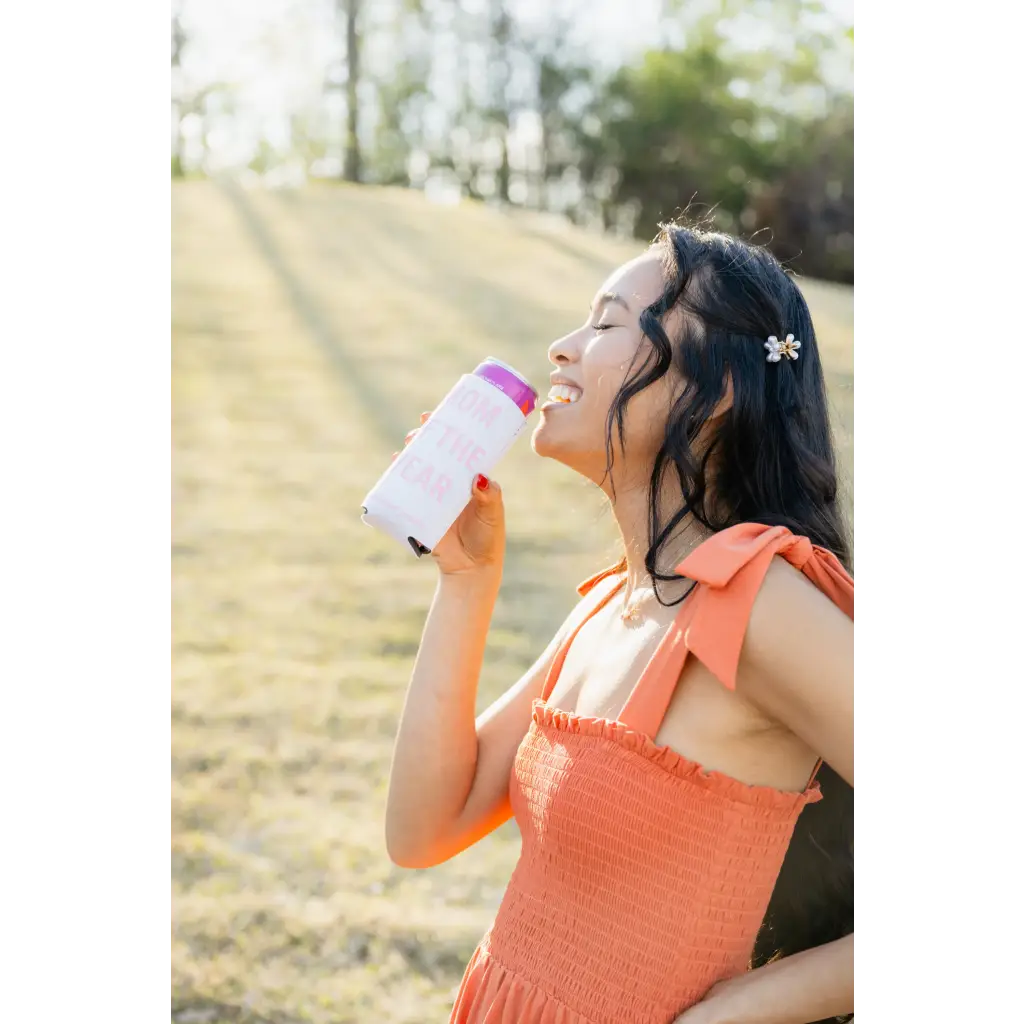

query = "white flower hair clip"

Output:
[[765, 334, 801, 362]]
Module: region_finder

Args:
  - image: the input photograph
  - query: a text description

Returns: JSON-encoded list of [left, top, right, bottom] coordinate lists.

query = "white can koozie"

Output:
[[360, 359, 538, 556]]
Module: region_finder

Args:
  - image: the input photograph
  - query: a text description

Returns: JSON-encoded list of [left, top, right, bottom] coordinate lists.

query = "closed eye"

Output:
[[593, 323, 615, 331]]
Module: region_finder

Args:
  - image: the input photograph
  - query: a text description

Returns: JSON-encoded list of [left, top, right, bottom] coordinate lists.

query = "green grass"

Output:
[[171, 180, 853, 1023]]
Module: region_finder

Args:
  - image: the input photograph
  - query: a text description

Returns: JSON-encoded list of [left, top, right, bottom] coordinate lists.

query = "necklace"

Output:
[[620, 579, 654, 623], [619, 528, 707, 623]]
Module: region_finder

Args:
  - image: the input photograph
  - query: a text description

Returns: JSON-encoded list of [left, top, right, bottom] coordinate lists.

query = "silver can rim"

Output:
[[477, 357, 539, 398]]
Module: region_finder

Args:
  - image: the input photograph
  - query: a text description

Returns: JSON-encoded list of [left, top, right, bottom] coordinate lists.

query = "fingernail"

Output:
[[475, 474, 489, 491]]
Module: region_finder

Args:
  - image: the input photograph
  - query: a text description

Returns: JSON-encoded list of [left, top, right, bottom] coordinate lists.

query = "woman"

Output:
[[385, 223, 854, 1024]]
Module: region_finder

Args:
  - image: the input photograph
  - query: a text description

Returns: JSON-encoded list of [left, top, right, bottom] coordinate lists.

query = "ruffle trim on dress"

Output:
[[532, 699, 822, 812], [450, 944, 595, 1024]]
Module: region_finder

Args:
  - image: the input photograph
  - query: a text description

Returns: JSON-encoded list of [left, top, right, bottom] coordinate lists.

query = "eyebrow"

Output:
[[590, 291, 631, 315]]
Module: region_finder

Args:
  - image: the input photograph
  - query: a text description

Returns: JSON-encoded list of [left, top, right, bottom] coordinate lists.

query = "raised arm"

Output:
[[385, 564, 572, 868], [383, 443, 581, 869]]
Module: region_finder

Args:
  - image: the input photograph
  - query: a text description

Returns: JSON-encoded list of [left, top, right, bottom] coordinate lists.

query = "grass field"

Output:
[[171, 179, 853, 1024]]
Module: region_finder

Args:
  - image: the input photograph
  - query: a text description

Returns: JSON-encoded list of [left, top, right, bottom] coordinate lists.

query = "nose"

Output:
[[548, 329, 579, 367]]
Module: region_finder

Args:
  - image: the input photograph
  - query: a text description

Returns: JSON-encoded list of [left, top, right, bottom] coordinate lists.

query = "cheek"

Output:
[[619, 379, 675, 449], [583, 340, 644, 407], [627, 394, 668, 438], [584, 339, 667, 415]]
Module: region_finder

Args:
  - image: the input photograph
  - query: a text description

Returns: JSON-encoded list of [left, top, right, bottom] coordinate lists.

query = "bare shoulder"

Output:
[[744, 555, 850, 664], [736, 554, 854, 784]]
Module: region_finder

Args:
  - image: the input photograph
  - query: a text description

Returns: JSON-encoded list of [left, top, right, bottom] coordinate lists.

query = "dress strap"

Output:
[[540, 571, 625, 702], [678, 523, 853, 691], [576, 559, 627, 597], [618, 523, 854, 739], [617, 586, 700, 737]]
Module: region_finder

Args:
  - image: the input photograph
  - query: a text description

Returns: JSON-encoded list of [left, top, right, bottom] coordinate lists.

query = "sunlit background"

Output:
[[171, 2, 853, 1021], [173, 0, 852, 278]]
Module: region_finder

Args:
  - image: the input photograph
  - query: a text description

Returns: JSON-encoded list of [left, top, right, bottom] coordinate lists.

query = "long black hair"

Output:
[[605, 222, 853, 1023]]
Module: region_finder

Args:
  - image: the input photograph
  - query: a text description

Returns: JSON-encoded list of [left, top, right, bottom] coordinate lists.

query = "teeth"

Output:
[[547, 384, 582, 405]]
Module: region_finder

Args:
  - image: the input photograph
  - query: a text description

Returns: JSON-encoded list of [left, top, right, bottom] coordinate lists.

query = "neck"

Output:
[[606, 471, 709, 598]]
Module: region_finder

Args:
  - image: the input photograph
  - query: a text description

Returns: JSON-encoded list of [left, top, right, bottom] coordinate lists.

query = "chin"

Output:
[[530, 420, 557, 459], [531, 412, 575, 459], [531, 421, 591, 477]]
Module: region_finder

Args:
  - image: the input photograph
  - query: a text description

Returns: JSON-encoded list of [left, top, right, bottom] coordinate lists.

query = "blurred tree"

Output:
[[517, 3, 594, 212], [486, 0, 514, 202], [753, 94, 854, 282], [698, 0, 854, 281], [579, 27, 776, 235], [172, 13, 185, 66], [433, 0, 526, 203], [171, 6, 232, 179], [340, 0, 362, 182], [565, 3, 853, 279], [290, 110, 331, 174], [421, 0, 505, 201], [171, 0, 853, 281], [171, 8, 187, 178], [372, 0, 433, 185], [451, 0, 488, 201]]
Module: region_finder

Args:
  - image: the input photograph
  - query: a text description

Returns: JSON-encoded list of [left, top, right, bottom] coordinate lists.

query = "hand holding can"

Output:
[[361, 358, 537, 563], [392, 413, 506, 576]]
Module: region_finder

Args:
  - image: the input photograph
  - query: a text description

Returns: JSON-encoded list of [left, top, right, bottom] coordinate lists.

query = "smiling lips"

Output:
[[546, 384, 583, 405]]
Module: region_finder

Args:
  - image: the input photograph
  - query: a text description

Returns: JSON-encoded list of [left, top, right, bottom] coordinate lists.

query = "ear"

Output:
[[710, 371, 735, 418]]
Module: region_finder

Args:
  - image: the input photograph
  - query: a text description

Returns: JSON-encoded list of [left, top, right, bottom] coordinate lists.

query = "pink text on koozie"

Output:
[[393, 382, 514, 504]]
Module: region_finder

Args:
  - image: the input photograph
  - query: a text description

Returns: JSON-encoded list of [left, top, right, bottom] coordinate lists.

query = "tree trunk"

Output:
[[491, 1, 511, 203], [342, 0, 361, 183], [497, 135, 510, 203], [537, 119, 549, 211]]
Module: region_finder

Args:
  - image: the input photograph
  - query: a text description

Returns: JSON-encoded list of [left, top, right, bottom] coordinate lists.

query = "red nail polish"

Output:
[[476, 474, 489, 491]]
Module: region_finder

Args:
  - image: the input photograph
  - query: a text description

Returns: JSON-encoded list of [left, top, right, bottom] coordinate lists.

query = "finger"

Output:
[[404, 429, 418, 445], [471, 474, 503, 525], [420, 410, 431, 424], [391, 452, 399, 462], [472, 474, 501, 498]]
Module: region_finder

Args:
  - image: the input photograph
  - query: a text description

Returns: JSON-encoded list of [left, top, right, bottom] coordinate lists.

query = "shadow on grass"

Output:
[[216, 179, 406, 445], [505, 214, 628, 279], [267, 187, 577, 364], [172, 996, 303, 1024]]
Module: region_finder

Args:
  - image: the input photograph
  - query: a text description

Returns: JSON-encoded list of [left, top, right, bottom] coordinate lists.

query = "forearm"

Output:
[[385, 568, 501, 862], [689, 934, 853, 1024]]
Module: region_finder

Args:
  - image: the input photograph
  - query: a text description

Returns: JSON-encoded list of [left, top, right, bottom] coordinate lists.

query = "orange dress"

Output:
[[449, 523, 854, 1024]]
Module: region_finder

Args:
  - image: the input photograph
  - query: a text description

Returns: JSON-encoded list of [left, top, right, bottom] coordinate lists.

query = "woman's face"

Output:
[[532, 250, 678, 487]]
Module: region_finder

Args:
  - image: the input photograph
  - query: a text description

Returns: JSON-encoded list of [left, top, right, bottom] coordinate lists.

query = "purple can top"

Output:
[[473, 358, 538, 417]]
